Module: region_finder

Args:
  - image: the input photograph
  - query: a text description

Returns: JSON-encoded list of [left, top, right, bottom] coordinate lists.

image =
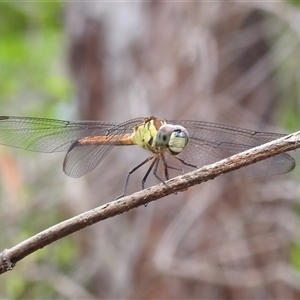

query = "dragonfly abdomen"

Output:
[[76, 134, 135, 146]]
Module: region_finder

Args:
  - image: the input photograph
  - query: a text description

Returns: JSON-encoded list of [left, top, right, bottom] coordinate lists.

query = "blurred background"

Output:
[[1, 2, 300, 299]]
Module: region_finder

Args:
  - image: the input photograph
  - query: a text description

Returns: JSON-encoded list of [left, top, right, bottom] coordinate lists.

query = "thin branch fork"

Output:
[[1, 131, 300, 274]]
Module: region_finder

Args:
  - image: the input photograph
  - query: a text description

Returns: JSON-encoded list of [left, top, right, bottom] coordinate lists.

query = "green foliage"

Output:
[[3, 270, 60, 299], [274, 41, 300, 132], [0, 3, 77, 299], [290, 242, 300, 272], [3, 272, 27, 299], [287, 0, 300, 6], [1, 208, 79, 299], [0, 2, 72, 117], [279, 95, 300, 132]]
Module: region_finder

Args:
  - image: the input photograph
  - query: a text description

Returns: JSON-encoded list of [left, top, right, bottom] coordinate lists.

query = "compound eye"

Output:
[[156, 124, 175, 147], [168, 125, 189, 153], [174, 127, 185, 138]]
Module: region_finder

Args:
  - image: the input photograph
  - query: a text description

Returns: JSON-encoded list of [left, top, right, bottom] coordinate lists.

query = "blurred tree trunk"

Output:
[[66, 2, 300, 299], [68, 10, 107, 120]]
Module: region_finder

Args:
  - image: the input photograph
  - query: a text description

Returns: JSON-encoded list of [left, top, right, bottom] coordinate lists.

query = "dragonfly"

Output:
[[0, 115, 295, 196]]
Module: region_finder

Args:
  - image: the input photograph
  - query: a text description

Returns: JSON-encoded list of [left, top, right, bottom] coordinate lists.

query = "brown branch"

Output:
[[1, 131, 300, 274]]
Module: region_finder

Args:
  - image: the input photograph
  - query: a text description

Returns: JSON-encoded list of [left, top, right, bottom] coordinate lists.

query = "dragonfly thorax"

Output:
[[132, 117, 189, 155]]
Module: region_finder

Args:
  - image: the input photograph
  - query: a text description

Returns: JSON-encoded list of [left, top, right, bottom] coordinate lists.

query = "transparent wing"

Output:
[[0, 116, 146, 177], [62, 117, 146, 177], [63, 144, 115, 178], [0, 116, 120, 152], [168, 120, 295, 177]]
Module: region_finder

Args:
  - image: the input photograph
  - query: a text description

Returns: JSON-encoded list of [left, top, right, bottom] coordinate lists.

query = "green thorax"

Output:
[[132, 117, 166, 152]]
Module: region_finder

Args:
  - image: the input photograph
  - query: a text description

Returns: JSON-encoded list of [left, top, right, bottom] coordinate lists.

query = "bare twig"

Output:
[[0, 131, 300, 274]]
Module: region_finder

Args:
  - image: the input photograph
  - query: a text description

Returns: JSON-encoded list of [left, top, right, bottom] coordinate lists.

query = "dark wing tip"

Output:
[[0, 116, 9, 120]]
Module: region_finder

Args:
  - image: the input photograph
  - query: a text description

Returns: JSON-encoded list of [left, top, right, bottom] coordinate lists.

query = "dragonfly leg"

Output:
[[173, 156, 198, 169], [152, 154, 170, 185], [141, 157, 159, 190], [161, 153, 170, 180], [158, 154, 197, 195], [116, 154, 155, 199], [158, 153, 187, 179], [152, 155, 181, 196]]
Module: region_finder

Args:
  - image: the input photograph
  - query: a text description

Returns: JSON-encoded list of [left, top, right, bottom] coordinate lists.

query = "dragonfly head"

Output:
[[156, 124, 189, 154]]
